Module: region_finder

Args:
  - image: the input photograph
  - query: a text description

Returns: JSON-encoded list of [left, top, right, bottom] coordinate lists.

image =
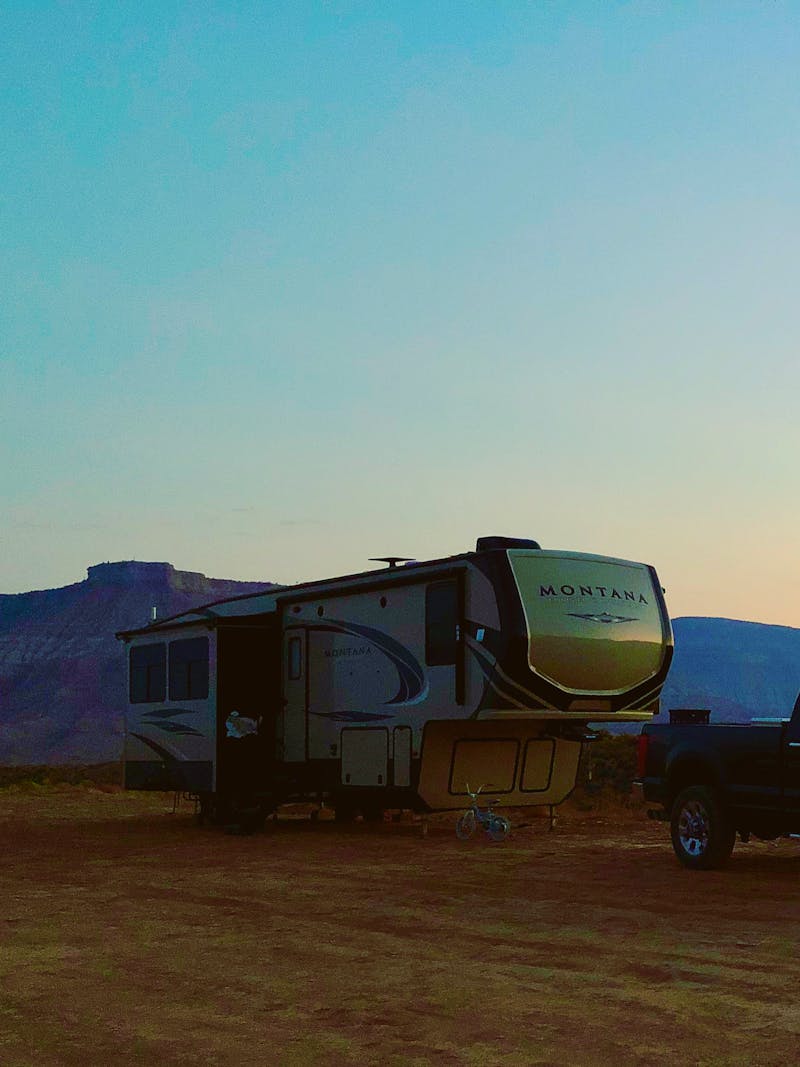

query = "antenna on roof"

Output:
[[369, 557, 414, 569]]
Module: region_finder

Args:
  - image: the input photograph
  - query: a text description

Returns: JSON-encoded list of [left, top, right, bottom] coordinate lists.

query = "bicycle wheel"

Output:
[[455, 810, 477, 840], [487, 815, 511, 842]]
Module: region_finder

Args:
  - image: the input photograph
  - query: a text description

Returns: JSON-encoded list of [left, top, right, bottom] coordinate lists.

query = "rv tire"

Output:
[[360, 804, 384, 823], [196, 793, 214, 825]]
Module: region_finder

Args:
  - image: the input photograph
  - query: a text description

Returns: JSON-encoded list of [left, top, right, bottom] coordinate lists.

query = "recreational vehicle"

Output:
[[117, 537, 673, 824]]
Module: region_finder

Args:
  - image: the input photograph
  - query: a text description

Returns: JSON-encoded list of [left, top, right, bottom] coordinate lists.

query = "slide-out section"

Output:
[[417, 719, 582, 810]]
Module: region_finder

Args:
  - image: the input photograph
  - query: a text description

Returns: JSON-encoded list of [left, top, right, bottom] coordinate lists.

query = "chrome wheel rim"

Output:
[[678, 799, 710, 857]]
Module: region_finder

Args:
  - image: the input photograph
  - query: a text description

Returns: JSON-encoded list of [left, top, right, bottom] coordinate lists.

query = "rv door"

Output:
[[281, 628, 307, 762], [425, 577, 464, 704]]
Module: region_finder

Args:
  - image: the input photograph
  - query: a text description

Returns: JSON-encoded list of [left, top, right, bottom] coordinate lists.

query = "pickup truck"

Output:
[[636, 693, 800, 869]]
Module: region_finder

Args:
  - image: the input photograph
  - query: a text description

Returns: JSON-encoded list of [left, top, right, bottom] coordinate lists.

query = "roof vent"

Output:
[[476, 536, 541, 552], [369, 556, 414, 569]]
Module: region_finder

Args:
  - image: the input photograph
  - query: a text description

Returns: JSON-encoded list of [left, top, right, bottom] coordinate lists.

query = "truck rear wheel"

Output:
[[670, 785, 736, 870]]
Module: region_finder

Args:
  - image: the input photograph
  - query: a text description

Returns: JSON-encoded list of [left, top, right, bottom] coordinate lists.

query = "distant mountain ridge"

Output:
[[661, 616, 800, 724], [0, 562, 276, 764], [0, 565, 798, 764]]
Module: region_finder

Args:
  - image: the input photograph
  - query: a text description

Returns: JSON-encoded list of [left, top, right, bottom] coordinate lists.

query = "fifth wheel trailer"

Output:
[[117, 536, 673, 823]]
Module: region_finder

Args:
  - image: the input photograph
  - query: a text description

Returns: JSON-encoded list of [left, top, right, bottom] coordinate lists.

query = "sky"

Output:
[[2, 1, 799, 627]]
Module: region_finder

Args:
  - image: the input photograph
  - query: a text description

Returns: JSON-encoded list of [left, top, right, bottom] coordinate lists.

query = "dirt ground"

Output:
[[1, 789, 799, 1066]]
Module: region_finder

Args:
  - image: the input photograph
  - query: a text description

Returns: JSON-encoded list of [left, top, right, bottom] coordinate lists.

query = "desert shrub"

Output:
[[0, 762, 123, 790]]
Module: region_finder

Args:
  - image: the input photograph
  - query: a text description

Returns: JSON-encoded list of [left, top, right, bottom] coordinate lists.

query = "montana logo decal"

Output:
[[540, 584, 648, 604], [567, 612, 638, 625]]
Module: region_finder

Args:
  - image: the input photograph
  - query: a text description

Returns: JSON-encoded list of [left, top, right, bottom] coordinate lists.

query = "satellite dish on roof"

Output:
[[369, 557, 414, 569]]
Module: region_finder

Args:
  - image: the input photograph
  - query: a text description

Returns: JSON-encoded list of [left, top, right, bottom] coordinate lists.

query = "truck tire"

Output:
[[670, 785, 736, 870]]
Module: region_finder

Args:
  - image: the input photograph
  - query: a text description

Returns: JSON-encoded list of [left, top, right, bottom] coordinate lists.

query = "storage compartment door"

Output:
[[393, 726, 412, 787], [341, 728, 388, 787]]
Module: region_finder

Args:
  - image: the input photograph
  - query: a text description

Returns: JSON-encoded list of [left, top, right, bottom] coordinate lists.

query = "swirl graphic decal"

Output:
[[308, 620, 426, 705], [141, 707, 204, 737]]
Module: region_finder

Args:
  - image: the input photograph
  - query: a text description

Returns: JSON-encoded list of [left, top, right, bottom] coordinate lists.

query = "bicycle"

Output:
[[455, 784, 511, 842]]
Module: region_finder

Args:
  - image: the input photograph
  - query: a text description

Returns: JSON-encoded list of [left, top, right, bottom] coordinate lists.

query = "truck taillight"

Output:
[[636, 734, 649, 779]]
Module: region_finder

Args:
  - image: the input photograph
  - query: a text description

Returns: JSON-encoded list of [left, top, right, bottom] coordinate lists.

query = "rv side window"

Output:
[[129, 643, 166, 703], [425, 581, 458, 666], [169, 637, 209, 700], [288, 636, 303, 680]]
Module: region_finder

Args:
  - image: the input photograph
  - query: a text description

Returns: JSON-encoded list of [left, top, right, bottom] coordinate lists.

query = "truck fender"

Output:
[[664, 746, 723, 801]]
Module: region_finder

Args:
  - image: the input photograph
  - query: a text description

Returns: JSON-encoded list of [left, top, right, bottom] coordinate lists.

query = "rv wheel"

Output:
[[223, 795, 274, 834], [196, 794, 216, 826], [360, 804, 384, 823]]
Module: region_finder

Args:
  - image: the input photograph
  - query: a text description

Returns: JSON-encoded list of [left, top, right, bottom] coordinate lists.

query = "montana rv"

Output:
[[117, 537, 673, 824]]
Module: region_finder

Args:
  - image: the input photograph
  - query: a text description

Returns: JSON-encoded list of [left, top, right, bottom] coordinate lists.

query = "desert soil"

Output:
[[1, 789, 799, 1067]]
